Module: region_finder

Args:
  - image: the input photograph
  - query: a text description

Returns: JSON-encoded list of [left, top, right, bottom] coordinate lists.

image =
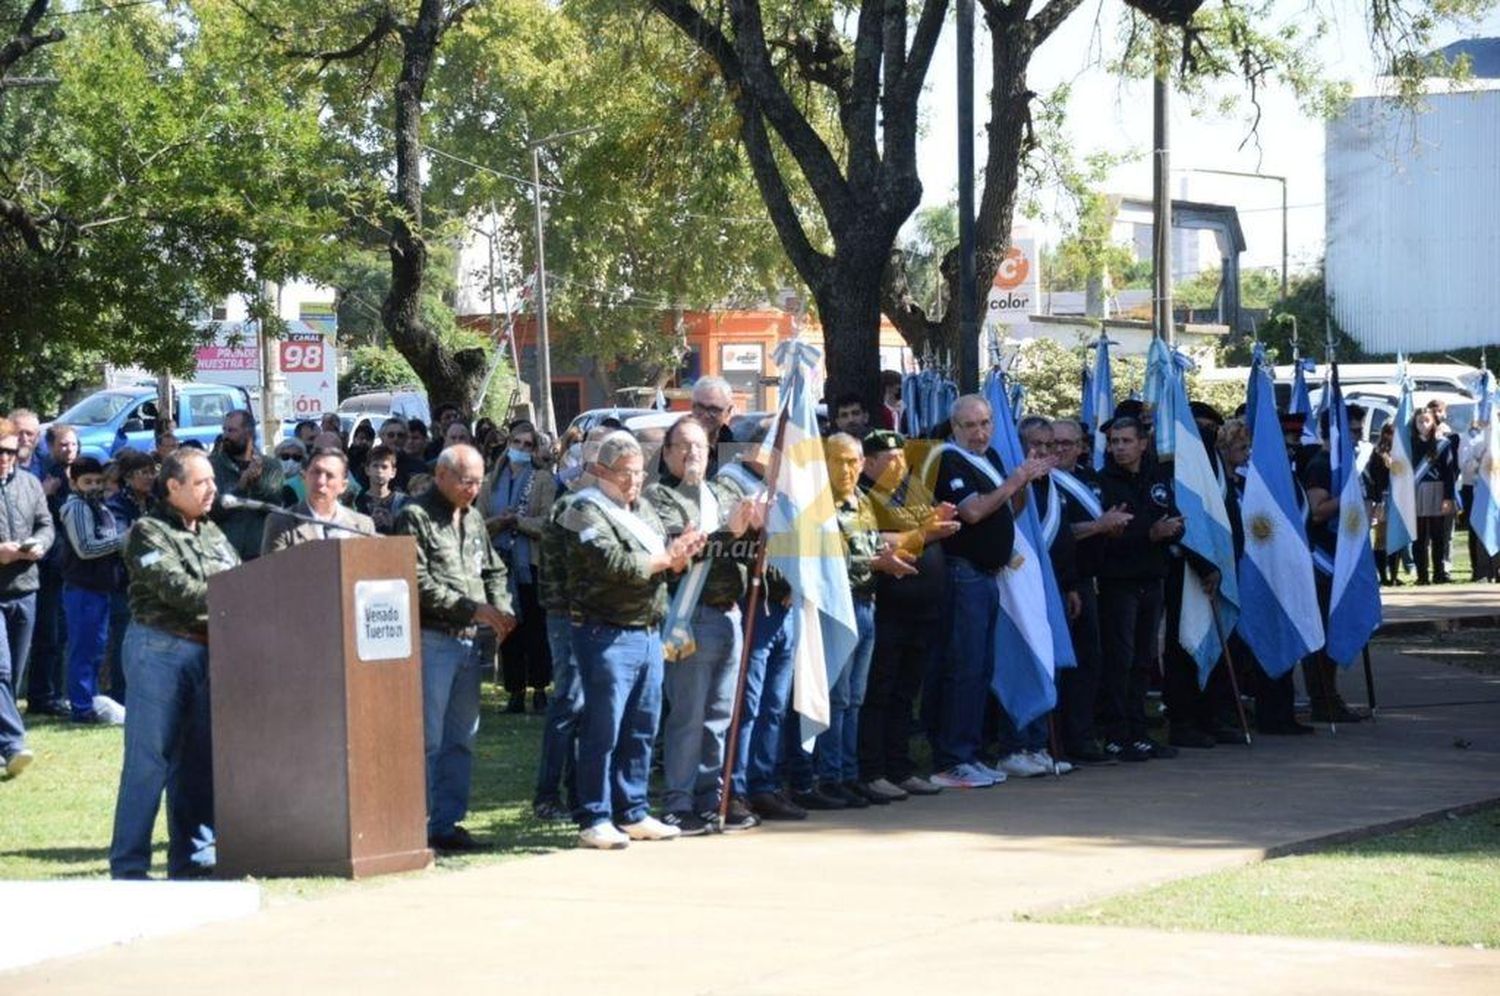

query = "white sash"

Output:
[[940, 443, 1006, 488], [1039, 478, 1062, 547], [716, 461, 765, 498], [574, 487, 665, 556], [694, 480, 721, 532], [1050, 468, 1103, 520]]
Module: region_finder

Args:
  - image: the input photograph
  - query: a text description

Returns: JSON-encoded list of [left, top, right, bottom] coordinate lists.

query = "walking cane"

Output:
[[716, 409, 791, 829], [1210, 611, 1252, 746], [1046, 713, 1064, 778], [1361, 644, 1377, 722]]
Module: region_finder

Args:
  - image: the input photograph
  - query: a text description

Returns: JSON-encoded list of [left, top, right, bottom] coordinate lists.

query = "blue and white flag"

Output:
[[1324, 363, 1383, 667], [1088, 335, 1114, 471], [1385, 356, 1418, 555], [982, 370, 1076, 729], [1471, 371, 1500, 557], [1291, 357, 1320, 446], [765, 339, 858, 744], [1236, 347, 1325, 677], [1157, 347, 1241, 686]]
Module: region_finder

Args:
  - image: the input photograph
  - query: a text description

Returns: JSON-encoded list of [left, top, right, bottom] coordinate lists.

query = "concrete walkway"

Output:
[[1379, 580, 1500, 632], [4, 647, 1499, 994]]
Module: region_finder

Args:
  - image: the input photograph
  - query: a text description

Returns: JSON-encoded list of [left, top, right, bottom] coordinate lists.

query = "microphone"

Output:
[[220, 494, 375, 536]]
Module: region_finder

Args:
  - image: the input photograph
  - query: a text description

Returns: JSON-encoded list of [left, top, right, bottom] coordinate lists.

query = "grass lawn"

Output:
[[0, 685, 573, 895], [1044, 805, 1500, 948]]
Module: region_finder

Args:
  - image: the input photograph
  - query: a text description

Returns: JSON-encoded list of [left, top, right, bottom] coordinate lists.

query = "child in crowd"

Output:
[[355, 444, 408, 534], [59, 457, 127, 725]]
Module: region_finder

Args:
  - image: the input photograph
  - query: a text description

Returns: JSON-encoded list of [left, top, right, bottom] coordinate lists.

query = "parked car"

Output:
[[338, 389, 430, 428], [43, 382, 259, 462]]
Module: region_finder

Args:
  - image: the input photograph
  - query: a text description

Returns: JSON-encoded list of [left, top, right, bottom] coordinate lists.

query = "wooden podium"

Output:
[[207, 535, 433, 878]]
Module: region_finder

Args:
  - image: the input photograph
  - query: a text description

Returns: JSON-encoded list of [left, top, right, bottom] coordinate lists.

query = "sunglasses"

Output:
[[692, 401, 728, 418], [0, 447, 17, 457]]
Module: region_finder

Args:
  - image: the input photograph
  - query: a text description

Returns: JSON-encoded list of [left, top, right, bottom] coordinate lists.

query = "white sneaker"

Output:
[[996, 752, 1049, 778], [970, 759, 1011, 783], [3, 748, 33, 778], [578, 822, 630, 850], [618, 815, 681, 842], [92, 696, 125, 726], [930, 763, 997, 789], [1027, 750, 1074, 775]]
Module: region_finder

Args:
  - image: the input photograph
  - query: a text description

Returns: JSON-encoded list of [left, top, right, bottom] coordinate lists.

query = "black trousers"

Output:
[[500, 582, 552, 695], [1302, 571, 1347, 712], [858, 609, 937, 782], [1462, 485, 1500, 581], [1414, 514, 1451, 582], [1097, 577, 1164, 743], [1160, 562, 1236, 734], [23, 561, 66, 709], [1057, 582, 1103, 751], [1251, 633, 1298, 731]]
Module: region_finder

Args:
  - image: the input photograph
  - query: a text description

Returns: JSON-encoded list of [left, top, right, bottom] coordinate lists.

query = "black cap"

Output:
[[862, 429, 905, 456], [1113, 399, 1146, 421], [1278, 411, 1308, 433], [1189, 401, 1225, 427]]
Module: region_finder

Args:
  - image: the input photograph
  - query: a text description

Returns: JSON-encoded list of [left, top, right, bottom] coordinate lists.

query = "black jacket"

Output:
[[1097, 460, 1177, 582]]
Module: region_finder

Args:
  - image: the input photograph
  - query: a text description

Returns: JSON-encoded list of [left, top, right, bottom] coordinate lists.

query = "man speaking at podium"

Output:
[[396, 444, 516, 854], [110, 448, 240, 879], [260, 449, 375, 554]]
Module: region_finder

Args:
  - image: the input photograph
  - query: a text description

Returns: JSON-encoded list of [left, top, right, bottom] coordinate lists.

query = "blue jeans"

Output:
[[932, 558, 1000, 771], [420, 629, 487, 837], [0, 593, 34, 760], [533, 614, 583, 810], [63, 585, 110, 719], [814, 596, 876, 784], [995, 713, 1049, 756], [662, 604, 742, 814], [572, 622, 663, 827], [732, 599, 795, 796], [109, 624, 213, 879], [107, 591, 130, 704]]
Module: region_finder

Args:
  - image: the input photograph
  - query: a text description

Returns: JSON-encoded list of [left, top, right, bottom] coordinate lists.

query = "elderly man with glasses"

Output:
[[689, 376, 736, 475]]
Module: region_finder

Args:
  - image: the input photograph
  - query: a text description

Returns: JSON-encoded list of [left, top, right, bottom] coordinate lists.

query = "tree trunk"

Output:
[[815, 247, 885, 410], [381, 0, 487, 413]]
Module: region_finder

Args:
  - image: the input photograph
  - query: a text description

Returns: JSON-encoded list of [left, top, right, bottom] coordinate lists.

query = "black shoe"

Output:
[[828, 781, 869, 809], [531, 689, 548, 713], [428, 825, 491, 854], [791, 785, 847, 811], [532, 799, 572, 822], [721, 797, 764, 830], [1138, 738, 1178, 759], [504, 694, 526, 714], [25, 700, 68, 718], [845, 780, 892, 805], [746, 791, 803, 821], [1310, 703, 1367, 724], [661, 811, 711, 837], [1104, 739, 1150, 762], [1208, 725, 1248, 745], [1167, 728, 1217, 749], [1066, 742, 1117, 766]]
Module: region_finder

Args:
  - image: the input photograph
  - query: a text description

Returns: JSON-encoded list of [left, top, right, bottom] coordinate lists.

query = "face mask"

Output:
[[280, 458, 302, 476], [506, 447, 532, 466]]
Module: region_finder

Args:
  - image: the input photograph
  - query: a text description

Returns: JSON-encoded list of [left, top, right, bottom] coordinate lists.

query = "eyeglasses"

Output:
[[693, 401, 728, 418]]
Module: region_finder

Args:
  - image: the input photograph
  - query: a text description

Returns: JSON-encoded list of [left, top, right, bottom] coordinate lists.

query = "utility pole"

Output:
[[1152, 29, 1174, 346], [956, 0, 978, 390]]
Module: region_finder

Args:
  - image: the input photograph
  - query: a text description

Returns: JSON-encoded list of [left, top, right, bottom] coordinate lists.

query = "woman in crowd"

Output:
[[1411, 408, 1458, 584]]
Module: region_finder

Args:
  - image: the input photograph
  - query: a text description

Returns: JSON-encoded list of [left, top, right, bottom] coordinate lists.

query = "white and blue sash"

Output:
[[1051, 468, 1103, 520], [573, 487, 665, 557], [661, 482, 724, 661]]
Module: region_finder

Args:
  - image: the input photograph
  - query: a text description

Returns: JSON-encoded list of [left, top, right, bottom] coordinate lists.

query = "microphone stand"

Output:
[[223, 497, 375, 537]]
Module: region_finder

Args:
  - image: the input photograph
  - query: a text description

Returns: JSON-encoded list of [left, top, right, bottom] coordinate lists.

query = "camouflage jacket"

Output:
[[537, 487, 581, 614], [643, 476, 749, 608], [394, 489, 511, 628], [124, 503, 241, 636], [561, 488, 672, 628], [714, 461, 790, 604], [834, 492, 882, 599]]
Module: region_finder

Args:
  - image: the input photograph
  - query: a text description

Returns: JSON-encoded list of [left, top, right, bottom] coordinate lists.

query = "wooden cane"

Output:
[[1210, 611, 1252, 746], [1361, 644, 1378, 722]]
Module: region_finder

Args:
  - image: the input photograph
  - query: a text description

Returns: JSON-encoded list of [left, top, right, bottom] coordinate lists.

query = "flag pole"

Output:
[[716, 401, 792, 828], [1210, 610, 1252, 746], [1361, 645, 1378, 721]]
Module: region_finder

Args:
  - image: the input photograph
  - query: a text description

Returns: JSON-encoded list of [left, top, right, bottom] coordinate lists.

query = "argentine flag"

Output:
[[764, 339, 858, 744], [1236, 348, 1325, 676], [981, 370, 1076, 729], [1088, 335, 1114, 471], [1325, 364, 1383, 666], [1385, 357, 1418, 555], [1472, 371, 1500, 557], [1156, 348, 1241, 686], [1291, 357, 1320, 447]]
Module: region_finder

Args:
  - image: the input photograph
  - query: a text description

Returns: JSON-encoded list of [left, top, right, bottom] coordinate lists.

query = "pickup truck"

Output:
[[43, 382, 261, 462]]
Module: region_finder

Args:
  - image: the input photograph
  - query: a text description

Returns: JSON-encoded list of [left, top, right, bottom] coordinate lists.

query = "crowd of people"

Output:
[[0, 364, 1492, 871]]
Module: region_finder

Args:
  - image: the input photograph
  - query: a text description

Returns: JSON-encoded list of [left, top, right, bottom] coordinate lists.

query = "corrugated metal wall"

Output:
[[1326, 90, 1500, 354]]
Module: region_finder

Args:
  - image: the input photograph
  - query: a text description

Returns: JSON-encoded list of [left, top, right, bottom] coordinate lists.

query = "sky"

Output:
[[912, 0, 1500, 277]]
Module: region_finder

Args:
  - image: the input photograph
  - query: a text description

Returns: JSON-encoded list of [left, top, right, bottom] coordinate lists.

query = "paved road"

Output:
[[4, 647, 1499, 994], [1379, 580, 1500, 631]]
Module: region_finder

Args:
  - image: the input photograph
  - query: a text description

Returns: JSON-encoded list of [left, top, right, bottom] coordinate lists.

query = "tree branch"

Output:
[[1029, 0, 1086, 45], [0, 0, 64, 78], [0, 195, 46, 252], [287, 9, 399, 69]]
